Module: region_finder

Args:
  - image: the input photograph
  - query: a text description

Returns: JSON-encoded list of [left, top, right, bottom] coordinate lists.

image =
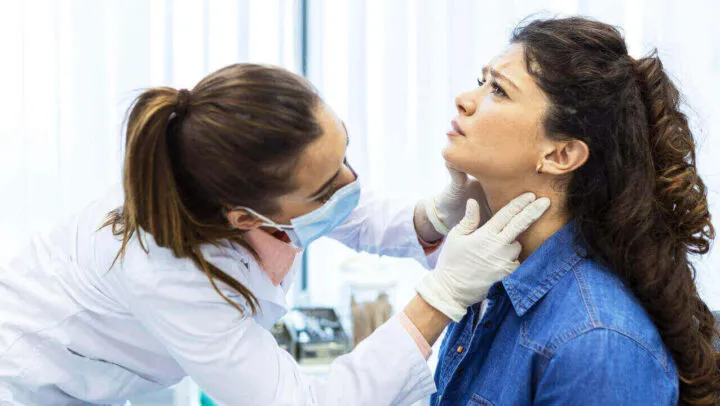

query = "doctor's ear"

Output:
[[537, 138, 589, 176], [227, 209, 264, 230]]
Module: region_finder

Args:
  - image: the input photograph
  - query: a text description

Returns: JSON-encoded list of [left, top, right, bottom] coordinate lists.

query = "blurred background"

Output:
[[0, 0, 718, 405]]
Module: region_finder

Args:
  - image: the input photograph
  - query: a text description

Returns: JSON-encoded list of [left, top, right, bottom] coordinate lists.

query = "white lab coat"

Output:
[[0, 186, 439, 405]]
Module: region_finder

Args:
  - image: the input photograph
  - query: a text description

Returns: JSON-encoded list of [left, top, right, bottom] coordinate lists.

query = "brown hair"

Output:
[[104, 64, 322, 315], [512, 17, 720, 404]]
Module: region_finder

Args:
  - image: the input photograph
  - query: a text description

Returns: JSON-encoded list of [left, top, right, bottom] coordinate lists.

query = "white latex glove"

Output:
[[424, 164, 485, 235], [416, 193, 551, 322]]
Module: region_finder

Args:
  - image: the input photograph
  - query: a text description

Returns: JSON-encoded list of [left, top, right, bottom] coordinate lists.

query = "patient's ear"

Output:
[[539, 138, 589, 176]]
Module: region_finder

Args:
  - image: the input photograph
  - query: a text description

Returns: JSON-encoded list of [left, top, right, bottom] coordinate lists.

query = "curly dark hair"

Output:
[[512, 17, 720, 404]]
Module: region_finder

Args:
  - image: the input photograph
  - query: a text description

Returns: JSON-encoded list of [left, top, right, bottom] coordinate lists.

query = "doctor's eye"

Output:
[[317, 187, 336, 204]]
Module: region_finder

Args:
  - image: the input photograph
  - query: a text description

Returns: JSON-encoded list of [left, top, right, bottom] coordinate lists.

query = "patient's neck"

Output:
[[516, 209, 569, 261], [486, 187, 570, 262]]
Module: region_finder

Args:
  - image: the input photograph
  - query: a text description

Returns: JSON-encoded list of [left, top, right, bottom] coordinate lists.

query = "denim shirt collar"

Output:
[[501, 220, 586, 317]]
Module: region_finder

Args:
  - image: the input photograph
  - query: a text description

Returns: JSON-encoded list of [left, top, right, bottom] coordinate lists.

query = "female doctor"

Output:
[[0, 64, 550, 405]]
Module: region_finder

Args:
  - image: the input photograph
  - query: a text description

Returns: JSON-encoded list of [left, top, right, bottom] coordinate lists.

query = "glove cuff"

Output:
[[424, 197, 451, 236], [415, 274, 467, 322]]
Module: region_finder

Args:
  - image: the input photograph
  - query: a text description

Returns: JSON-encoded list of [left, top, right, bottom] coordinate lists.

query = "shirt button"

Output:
[[456, 345, 464, 354], [484, 320, 493, 328]]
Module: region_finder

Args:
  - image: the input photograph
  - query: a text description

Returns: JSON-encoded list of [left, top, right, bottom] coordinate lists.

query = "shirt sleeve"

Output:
[[534, 328, 678, 405], [326, 190, 440, 269], [122, 263, 436, 406]]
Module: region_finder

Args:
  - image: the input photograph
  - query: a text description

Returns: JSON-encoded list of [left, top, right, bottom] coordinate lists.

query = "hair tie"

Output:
[[176, 88, 191, 115], [628, 56, 639, 69]]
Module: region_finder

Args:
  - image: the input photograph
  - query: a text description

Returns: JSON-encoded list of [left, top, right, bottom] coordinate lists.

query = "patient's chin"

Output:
[[442, 147, 472, 173], [442, 145, 507, 184], [441, 144, 454, 160]]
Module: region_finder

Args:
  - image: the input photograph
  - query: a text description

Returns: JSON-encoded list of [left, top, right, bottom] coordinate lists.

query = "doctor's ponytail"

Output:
[[104, 64, 324, 316]]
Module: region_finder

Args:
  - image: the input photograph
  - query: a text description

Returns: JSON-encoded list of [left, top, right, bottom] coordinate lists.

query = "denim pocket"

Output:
[[467, 393, 495, 406]]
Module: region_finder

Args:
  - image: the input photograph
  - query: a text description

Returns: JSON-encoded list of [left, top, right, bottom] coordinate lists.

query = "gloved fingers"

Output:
[[453, 199, 481, 235], [507, 241, 522, 261], [485, 192, 537, 234], [497, 197, 551, 244], [465, 180, 487, 212], [485, 241, 522, 264], [445, 161, 468, 186], [505, 259, 521, 276]]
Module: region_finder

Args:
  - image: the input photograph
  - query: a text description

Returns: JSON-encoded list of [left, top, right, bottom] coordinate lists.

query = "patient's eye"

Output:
[[490, 80, 507, 98], [477, 78, 485, 87]]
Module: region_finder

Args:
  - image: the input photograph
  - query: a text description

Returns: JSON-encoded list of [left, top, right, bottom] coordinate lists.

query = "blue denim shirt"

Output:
[[430, 222, 678, 405]]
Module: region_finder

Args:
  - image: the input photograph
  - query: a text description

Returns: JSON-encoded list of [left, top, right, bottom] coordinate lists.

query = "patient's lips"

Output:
[[448, 119, 466, 138]]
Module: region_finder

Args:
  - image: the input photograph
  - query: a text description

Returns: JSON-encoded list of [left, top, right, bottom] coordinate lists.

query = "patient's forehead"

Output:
[[487, 44, 530, 87], [487, 43, 548, 105]]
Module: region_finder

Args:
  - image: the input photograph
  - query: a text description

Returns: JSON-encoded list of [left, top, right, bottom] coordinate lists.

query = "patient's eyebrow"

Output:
[[482, 66, 520, 92]]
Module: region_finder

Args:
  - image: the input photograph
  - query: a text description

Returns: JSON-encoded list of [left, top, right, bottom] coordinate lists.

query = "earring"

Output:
[[536, 162, 543, 174]]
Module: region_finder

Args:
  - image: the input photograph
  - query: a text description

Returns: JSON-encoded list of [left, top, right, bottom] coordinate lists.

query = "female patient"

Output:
[[431, 17, 720, 405]]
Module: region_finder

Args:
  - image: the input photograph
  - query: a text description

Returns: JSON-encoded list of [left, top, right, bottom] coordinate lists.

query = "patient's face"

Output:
[[444, 43, 549, 192]]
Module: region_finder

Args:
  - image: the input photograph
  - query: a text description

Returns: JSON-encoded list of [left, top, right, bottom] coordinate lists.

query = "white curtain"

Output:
[[305, 0, 720, 315], [0, 0, 301, 261]]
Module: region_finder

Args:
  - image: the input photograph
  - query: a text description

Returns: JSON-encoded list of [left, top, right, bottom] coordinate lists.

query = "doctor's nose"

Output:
[[455, 92, 477, 116]]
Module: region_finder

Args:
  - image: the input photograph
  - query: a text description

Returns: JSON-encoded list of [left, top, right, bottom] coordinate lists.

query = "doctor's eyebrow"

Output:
[[308, 121, 350, 200]]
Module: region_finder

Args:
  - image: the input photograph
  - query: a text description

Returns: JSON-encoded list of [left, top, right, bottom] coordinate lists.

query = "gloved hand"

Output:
[[424, 164, 486, 235], [416, 193, 551, 322]]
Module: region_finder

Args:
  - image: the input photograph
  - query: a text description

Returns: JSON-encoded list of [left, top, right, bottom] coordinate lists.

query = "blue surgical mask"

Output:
[[236, 180, 361, 250]]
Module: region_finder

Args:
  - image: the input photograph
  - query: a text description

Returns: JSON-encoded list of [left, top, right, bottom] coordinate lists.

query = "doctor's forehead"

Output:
[[291, 104, 347, 192]]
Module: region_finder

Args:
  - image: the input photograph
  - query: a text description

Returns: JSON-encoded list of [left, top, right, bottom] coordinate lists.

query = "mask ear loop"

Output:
[[228, 206, 294, 230], [227, 159, 359, 231], [344, 158, 359, 181]]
